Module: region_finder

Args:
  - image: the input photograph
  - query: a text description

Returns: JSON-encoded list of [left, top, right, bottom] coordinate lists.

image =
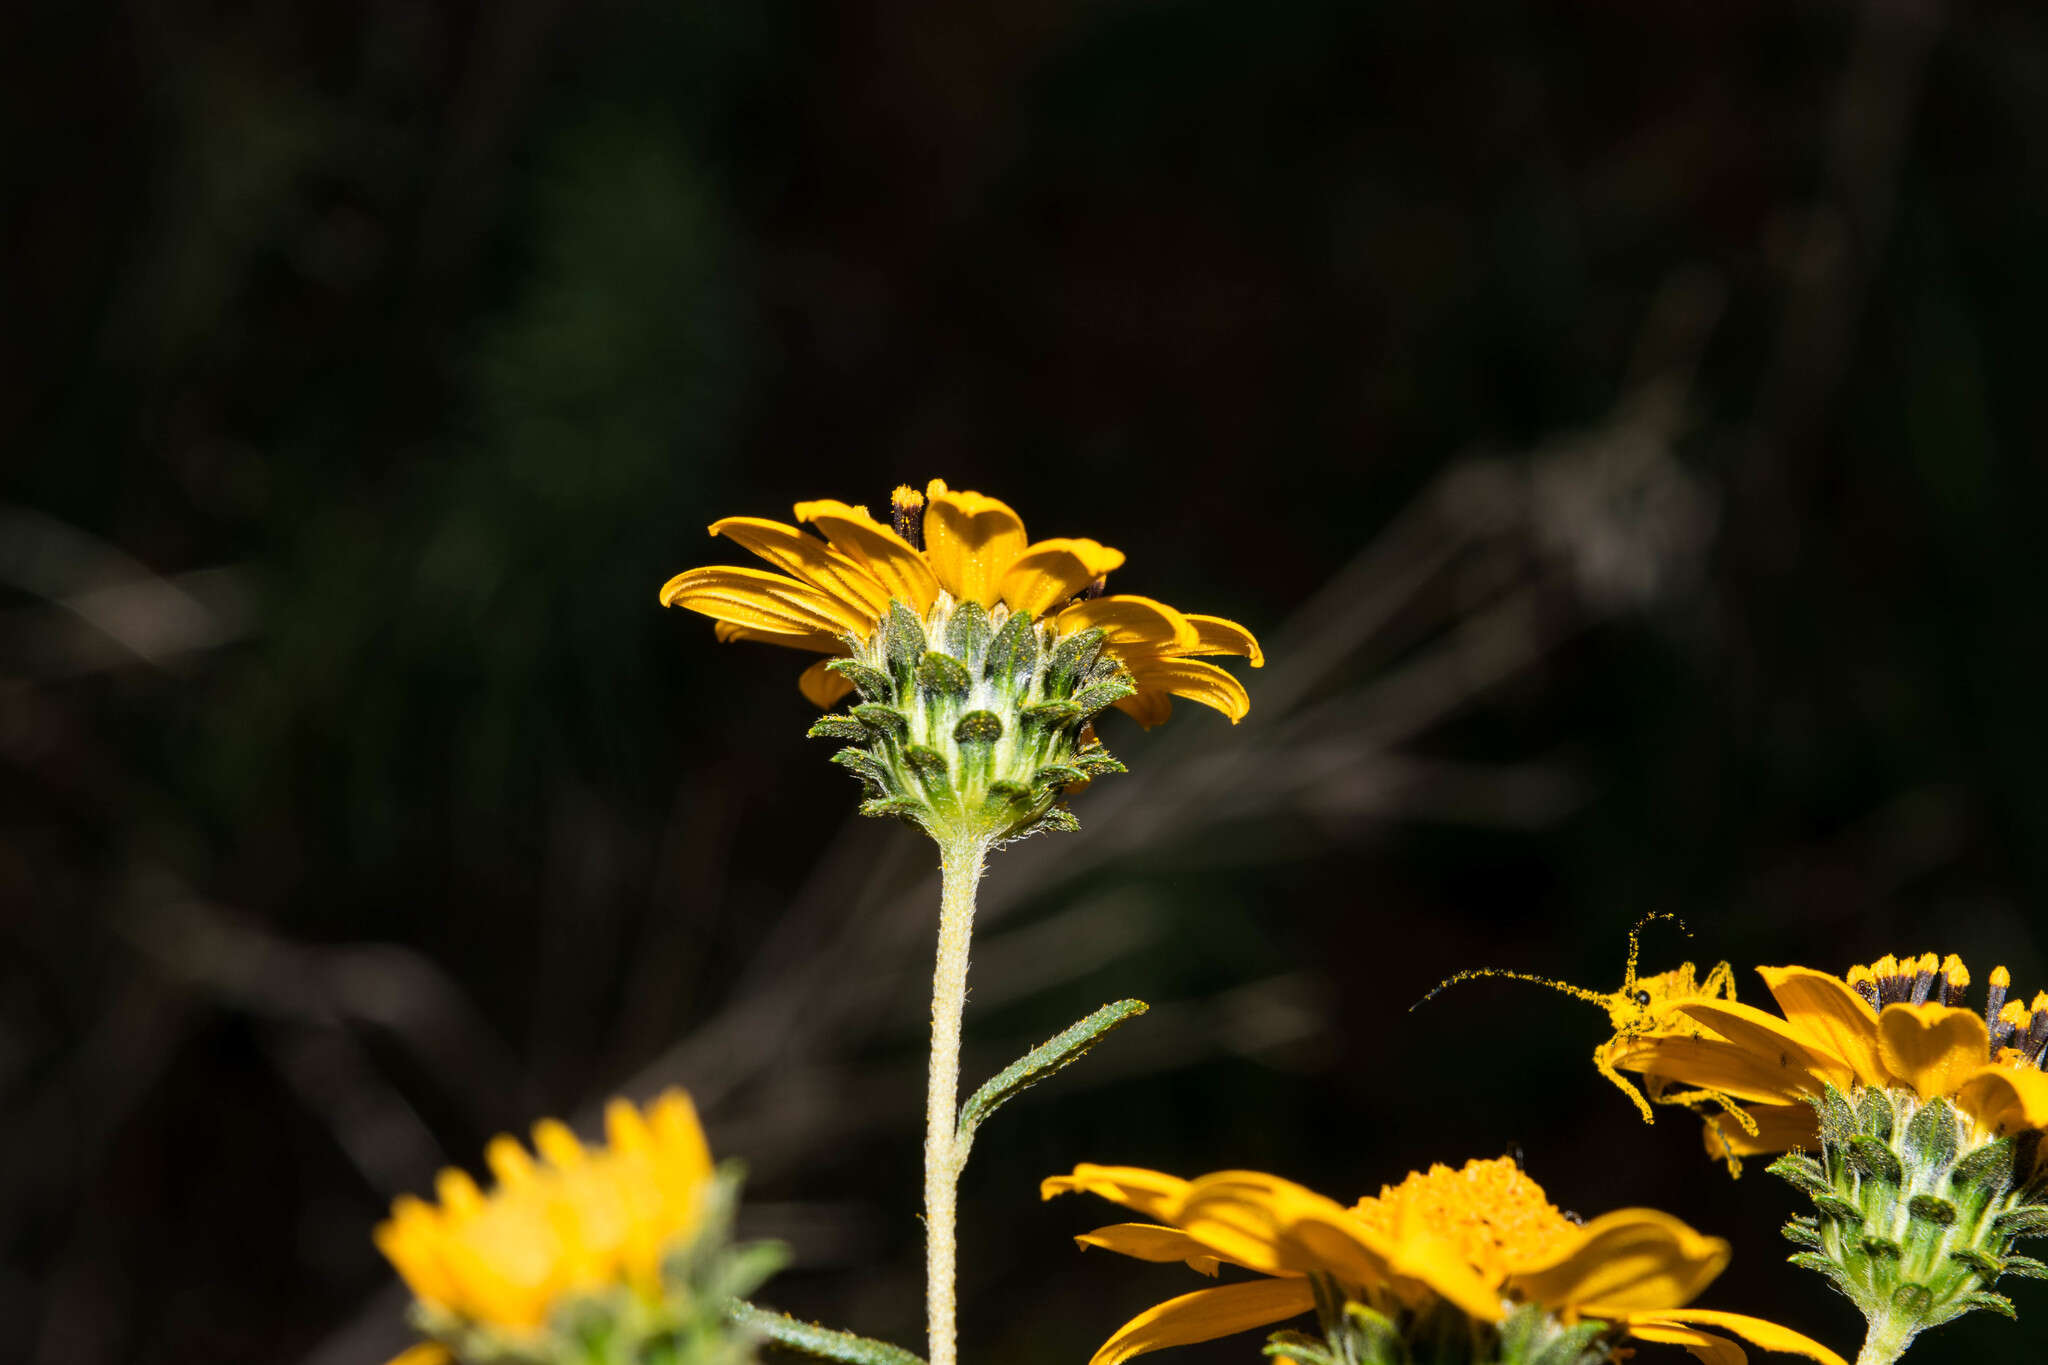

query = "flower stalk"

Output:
[[923, 829, 989, 1365]]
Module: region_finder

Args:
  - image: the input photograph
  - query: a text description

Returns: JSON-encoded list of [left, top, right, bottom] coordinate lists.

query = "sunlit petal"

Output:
[[799, 658, 855, 708], [1698, 1102, 1819, 1159], [1075, 1223, 1227, 1276], [999, 538, 1127, 617], [1670, 1000, 1857, 1091], [712, 620, 849, 654], [1056, 595, 1201, 651], [1618, 1310, 1848, 1365], [1179, 615, 1264, 666], [709, 517, 890, 620], [1876, 1004, 1992, 1103], [1757, 967, 1887, 1088], [1507, 1208, 1728, 1312], [1122, 657, 1249, 723], [1112, 689, 1174, 730], [1042, 1165, 1193, 1225], [1082, 1278, 1317, 1365], [793, 499, 941, 613], [661, 565, 873, 636], [924, 485, 1029, 608]]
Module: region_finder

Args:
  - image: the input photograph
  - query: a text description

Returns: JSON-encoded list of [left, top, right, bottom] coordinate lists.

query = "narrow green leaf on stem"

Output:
[[731, 1301, 928, 1365], [956, 998, 1149, 1156]]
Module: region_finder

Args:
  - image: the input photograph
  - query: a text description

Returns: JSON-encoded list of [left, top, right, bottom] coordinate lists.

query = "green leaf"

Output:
[[730, 1302, 926, 1365], [805, 716, 868, 742], [956, 999, 1149, 1156]]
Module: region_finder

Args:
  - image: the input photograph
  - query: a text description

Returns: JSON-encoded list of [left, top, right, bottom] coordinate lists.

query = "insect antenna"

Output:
[[1625, 911, 1692, 990], [1410, 967, 1610, 1012]]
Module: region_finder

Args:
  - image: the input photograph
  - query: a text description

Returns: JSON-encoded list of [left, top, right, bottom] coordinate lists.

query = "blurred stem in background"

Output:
[[921, 831, 990, 1365]]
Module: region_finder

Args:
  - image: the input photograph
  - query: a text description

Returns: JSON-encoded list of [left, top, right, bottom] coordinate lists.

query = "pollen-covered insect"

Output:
[[1413, 913, 1748, 1131]]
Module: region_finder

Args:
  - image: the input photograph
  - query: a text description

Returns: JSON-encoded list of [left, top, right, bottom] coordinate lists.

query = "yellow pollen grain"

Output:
[[1941, 954, 1969, 990], [1871, 954, 1900, 980], [892, 485, 925, 515], [1845, 964, 1874, 990], [2032, 991, 2048, 1014], [1350, 1157, 1576, 1283], [2001, 1001, 2033, 1030], [1992, 966, 2013, 990], [1916, 951, 1941, 977]]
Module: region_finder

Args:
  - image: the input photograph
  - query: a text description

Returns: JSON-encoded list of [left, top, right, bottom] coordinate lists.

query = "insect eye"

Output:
[[1634, 990, 1652, 1007]]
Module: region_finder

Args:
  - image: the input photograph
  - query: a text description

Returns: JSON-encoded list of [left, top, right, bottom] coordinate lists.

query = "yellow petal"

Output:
[[1122, 657, 1250, 723], [648, 1089, 714, 1186], [1113, 690, 1174, 729], [800, 658, 855, 708], [1619, 1321, 1748, 1365], [1955, 1065, 2048, 1137], [434, 1168, 486, 1216], [1082, 1277, 1318, 1365], [660, 566, 871, 636], [1042, 1165, 1193, 1224], [531, 1118, 586, 1171], [709, 516, 891, 619], [1876, 1003, 1991, 1103], [386, 1346, 454, 1365], [1507, 1208, 1728, 1312], [1619, 1310, 1848, 1365], [923, 487, 1029, 607], [1056, 595, 1201, 651], [998, 538, 1127, 617], [485, 1135, 540, 1190], [1174, 1173, 1407, 1302], [1756, 967, 1887, 1088], [1075, 1223, 1225, 1276], [1384, 1199, 1511, 1322], [1182, 615, 1264, 667], [1699, 1102, 1819, 1158], [713, 620, 848, 654], [1609, 1034, 1825, 1106], [375, 1197, 460, 1307], [793, 499, 941, 613], [1671, 1000, 1857, 1092]]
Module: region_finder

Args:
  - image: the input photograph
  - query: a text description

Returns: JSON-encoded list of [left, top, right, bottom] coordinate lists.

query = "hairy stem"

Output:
[[1855, 1316, 1916, 1365], [924, 829, 989, 1365]]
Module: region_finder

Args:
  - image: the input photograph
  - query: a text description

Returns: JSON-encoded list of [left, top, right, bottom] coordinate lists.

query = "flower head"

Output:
[[1613, 953, 2048, 1359], [661, 480, 1261, 840], [1043, 1156, 1844, 1365], [376, 1089, 780, 1365]]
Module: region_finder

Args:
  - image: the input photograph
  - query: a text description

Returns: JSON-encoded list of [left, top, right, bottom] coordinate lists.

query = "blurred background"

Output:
[[6, 1, 2047, 1362]]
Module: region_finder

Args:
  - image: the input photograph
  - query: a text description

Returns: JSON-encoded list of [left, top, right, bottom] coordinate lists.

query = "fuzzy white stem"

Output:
[[1855, 1316, 1915, 1365], [924, 830, 989, 1365]]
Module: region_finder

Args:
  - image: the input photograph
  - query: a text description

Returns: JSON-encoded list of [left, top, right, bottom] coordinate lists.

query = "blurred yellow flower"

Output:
[[1045, 1156, 1844, 1365], [375, 1089, 714, 1341], [1613, 953, 2048, 1160], [661, 479, 1261, 726]]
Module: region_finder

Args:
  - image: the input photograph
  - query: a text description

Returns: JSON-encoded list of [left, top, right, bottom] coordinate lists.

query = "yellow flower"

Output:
[[375, 1089, 714, 1343], [1612, 953, 2048, 1159], [1043, 1156, 1844, 1365], [660, 479, 1261, 726]]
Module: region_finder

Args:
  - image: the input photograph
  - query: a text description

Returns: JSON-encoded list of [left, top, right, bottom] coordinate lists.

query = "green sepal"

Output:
[[1861, 1235, 1905, 1261], [1261, 1332, 1340, 1365], [943, 600, 991, 663], [1949, 1246, 2003, 1277], [1019, 701, 1081, 729], [1992, 1205, 2048, 1238], [983, 610, 1039, 688], [1818, 1084, 1858, 1147], [983, 781, 1032, 808], [853, 704, 909, 741], [1856, 1086, 1896, 1141], [901, 745, 948, 776], [1781, 1216, 1823, 1248], [916, 651, 971, 697], [1044, 627, 1104, 693], [2000, 1253, 2048, 1279], [1904, 1096, 1960, 1173], [882, 602, 926, 683], [1812, 1192, 1863, 1223], [1848, 1135, 1904, 1186], [1072, 747, 1128, 776], [1952, 1137, 2017, 1194], [1889, 1281, 1933, 1315], [829, 748, 894, 792], [1958, 1291, 2017, 1319], [824, 659, 895, 703], [1768, 1153, 1831, 1197], [729, 1302, 926, 1365], [1907, 1194, 1959, 1226], [956, 999, 1148, 1159], [953, 711, 1003, 745], [1069, 675, 1136, 715], [858, 797, 926, 823], [806, 716, 869, 742], [1033, 806, 1081, 834], [1032, 764, 1089, 790], [1788, 1251, 1853, 1289]]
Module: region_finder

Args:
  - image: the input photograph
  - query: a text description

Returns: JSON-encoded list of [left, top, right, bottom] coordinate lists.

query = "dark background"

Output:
[[6, 1, 2046, 1363]]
